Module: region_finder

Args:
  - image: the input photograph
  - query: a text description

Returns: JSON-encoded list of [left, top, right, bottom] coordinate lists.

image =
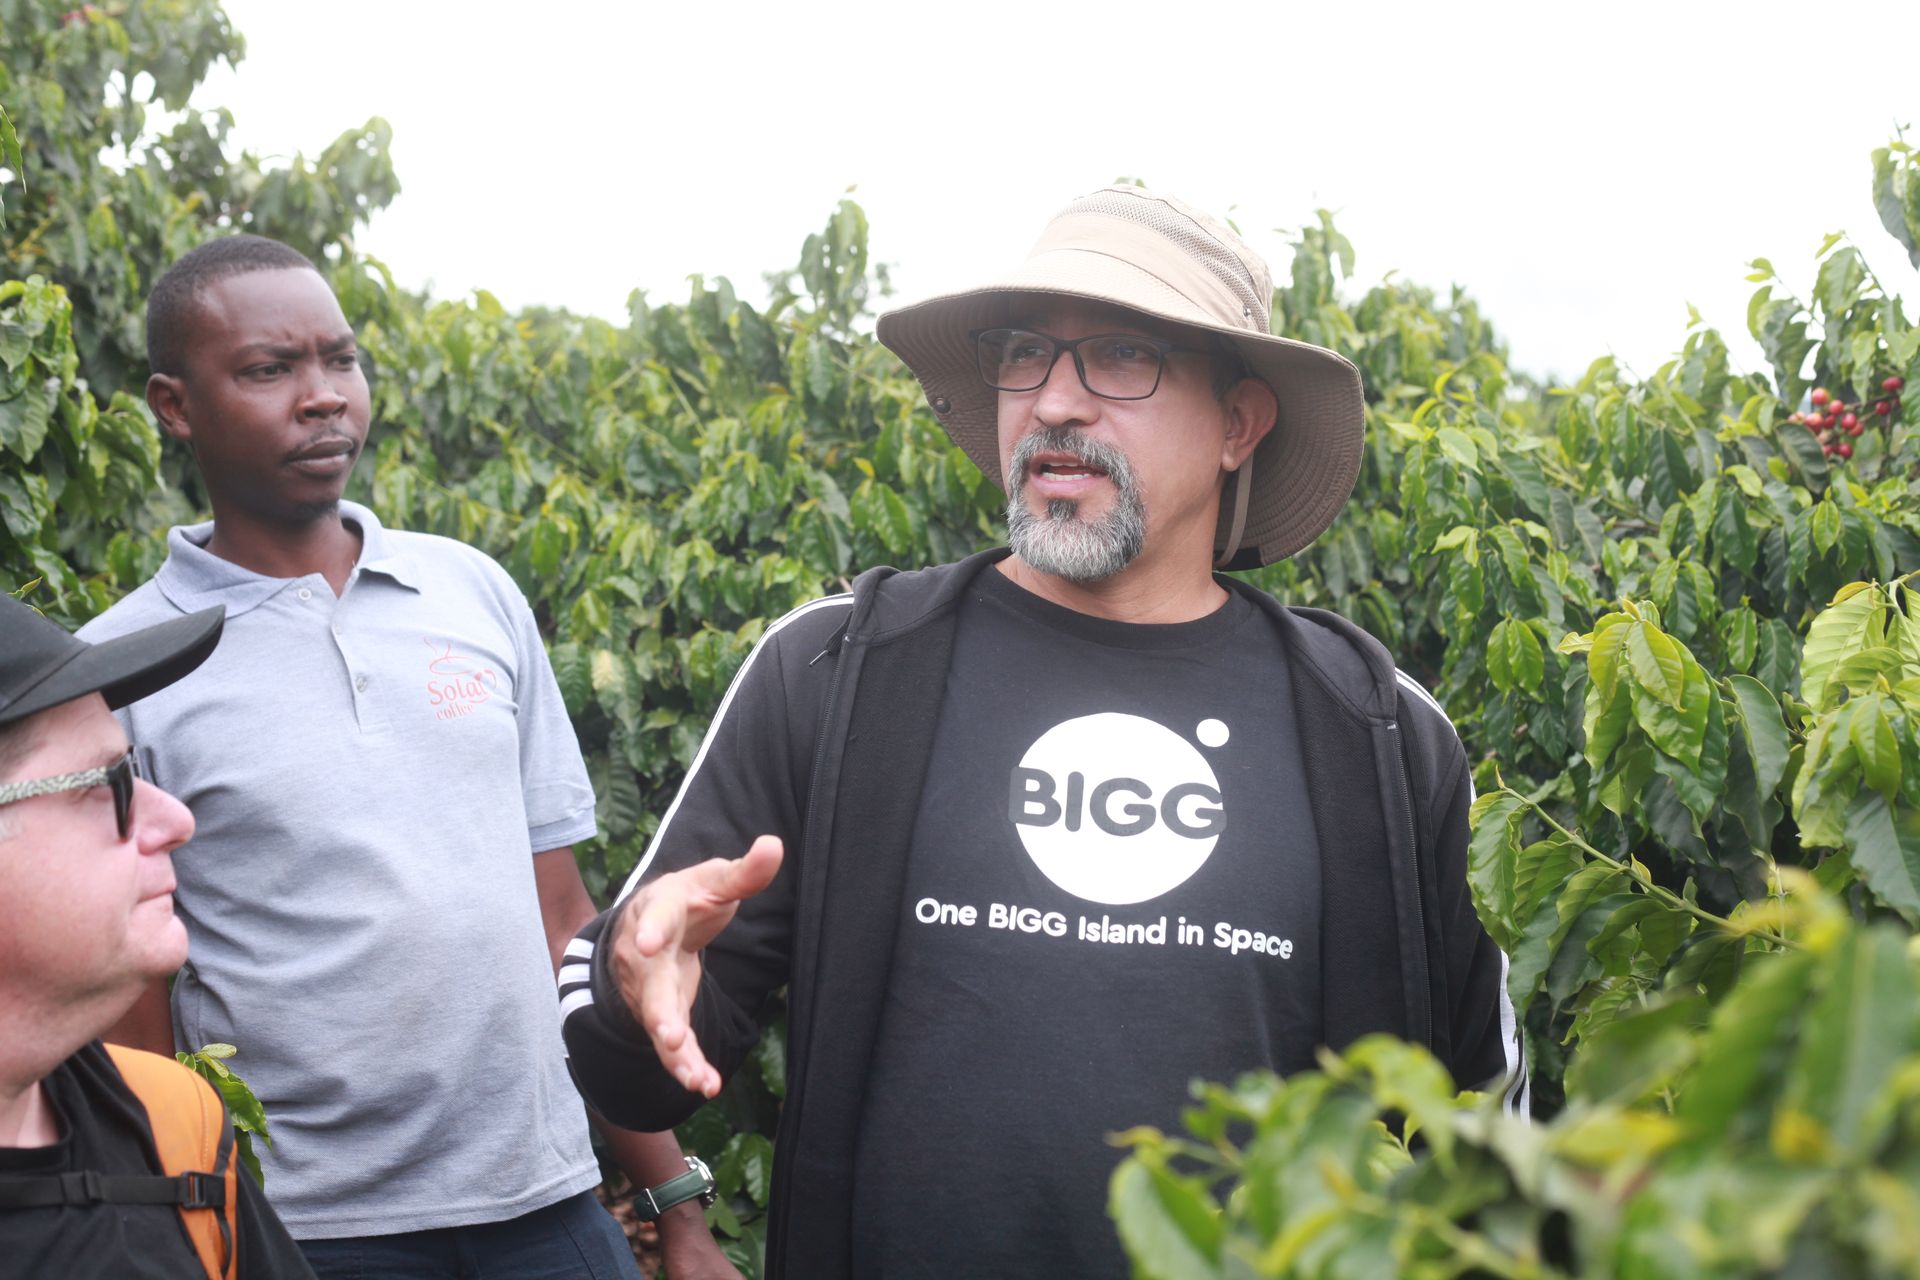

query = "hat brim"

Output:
[[876, 255, 1366, 568], [0, 606, 224, 728]]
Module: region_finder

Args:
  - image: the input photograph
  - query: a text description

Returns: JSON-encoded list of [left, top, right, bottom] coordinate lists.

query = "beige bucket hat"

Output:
[[875, 185, 1366, 569]]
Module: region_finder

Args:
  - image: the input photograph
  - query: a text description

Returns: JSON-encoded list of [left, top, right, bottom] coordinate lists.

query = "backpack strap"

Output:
[[103, 1045, 238, 1280]]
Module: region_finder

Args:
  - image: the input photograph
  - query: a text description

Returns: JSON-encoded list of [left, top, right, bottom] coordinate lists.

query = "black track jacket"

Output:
[[560, 549, 1523, 1277]]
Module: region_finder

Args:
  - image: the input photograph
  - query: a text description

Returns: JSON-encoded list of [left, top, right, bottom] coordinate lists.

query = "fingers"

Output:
[[686, 835, 784, 905], [629, 945, 724, 1098], [721, 834, 784, 900], [618, 835, 785, 1100]]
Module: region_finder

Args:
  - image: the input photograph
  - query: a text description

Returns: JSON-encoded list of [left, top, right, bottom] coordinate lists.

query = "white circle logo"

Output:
[[1007, 712, 1225, 905]]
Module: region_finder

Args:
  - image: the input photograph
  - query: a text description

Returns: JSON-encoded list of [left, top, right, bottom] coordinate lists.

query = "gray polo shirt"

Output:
[[79, 502, 601, 1238]]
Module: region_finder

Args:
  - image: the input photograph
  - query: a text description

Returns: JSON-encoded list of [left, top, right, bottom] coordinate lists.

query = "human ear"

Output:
[[146, 373, 192, 444], [1220, 378, 1278, 472]]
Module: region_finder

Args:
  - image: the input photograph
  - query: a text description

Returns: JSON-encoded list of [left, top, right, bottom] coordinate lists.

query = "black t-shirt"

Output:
[[0, 1042, 314, 1280], [852, 569, 1323, 1278]]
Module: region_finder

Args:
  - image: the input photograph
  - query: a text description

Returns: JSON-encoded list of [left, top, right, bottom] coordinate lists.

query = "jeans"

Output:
[[298, 1190, 643, 1280]]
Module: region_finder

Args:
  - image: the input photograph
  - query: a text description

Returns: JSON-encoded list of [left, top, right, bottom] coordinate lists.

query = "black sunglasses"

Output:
[[0, 749, 139, 839]]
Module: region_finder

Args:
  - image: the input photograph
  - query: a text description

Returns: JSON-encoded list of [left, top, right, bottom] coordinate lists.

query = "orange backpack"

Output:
[[0, 1046, 240, 1280], [105, 1045, 240, 1280]]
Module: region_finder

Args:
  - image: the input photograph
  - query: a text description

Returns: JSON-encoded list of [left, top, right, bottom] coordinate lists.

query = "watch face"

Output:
[[687, 1154, 719, 1207]]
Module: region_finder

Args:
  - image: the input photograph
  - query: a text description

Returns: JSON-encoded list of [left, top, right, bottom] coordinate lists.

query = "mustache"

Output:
[[1007, 427, 1135, 493]]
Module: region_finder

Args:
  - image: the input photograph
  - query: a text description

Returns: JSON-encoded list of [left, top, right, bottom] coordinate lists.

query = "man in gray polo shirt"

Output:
[[80, 236, 739, 1279]]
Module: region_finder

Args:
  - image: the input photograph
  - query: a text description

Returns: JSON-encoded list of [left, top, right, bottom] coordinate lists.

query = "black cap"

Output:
[[0, 595, 224, 728]]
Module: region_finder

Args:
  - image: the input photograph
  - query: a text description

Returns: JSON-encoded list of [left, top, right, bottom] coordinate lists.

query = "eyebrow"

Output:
[[234, 332, 359, 359]]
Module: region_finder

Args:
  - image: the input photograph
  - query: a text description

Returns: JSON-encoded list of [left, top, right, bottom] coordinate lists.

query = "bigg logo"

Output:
[[1008, 712, 1227, 905]]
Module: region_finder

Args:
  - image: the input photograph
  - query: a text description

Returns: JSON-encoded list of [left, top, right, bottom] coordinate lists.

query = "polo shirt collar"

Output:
[[154, 501, 422, 618]]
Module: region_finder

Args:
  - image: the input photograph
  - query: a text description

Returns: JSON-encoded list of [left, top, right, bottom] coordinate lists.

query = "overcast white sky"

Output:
[[195, 0, 1917, 384]]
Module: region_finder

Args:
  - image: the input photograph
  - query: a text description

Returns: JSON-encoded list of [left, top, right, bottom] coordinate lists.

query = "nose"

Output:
[[1031, 345, 1099, 428], [298, 362, 350, 419], [133, 778, 194, 857]]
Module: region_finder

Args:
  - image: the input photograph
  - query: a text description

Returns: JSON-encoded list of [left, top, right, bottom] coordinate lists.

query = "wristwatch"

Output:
[[634, 1155, 718, 1221]]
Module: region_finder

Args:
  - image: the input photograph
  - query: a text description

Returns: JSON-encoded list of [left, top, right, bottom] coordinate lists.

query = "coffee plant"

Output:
[[8, 3, 1920, 1274]]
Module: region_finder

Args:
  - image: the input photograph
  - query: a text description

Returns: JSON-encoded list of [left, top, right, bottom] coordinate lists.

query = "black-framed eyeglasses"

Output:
[[0, 749, 139, 839], [971, 327, 1207, 401]]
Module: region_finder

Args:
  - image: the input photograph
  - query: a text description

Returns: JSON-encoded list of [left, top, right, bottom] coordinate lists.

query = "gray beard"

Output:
[[1004, 427, 1146, 583]]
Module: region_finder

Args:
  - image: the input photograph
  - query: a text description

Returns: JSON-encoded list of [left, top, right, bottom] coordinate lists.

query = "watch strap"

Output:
[[635, 1157, 715, 1221]]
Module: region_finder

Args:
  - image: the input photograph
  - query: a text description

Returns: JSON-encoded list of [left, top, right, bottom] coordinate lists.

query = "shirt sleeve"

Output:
[[502, 579, 597, 852], [559, 596, 847, 1130]]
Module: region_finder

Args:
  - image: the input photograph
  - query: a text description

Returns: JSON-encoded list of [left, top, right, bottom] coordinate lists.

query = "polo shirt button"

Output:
[[354, 675, 369, 693], [297, 588, 313, 601]]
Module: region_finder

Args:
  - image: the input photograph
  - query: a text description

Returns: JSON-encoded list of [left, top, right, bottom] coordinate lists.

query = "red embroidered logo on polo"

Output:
[[423, 639, 499, 720]]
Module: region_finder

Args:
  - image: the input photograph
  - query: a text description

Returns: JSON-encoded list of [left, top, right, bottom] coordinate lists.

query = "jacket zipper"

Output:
[[767, 627, 852, 1275]]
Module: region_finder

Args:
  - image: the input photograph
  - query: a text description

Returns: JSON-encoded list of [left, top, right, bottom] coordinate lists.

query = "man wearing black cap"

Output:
[[0, 595, 313, 1277]]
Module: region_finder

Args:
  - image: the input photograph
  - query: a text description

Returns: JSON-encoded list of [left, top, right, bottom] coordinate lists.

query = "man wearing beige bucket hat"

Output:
[[562, 187, 1525, 1277]]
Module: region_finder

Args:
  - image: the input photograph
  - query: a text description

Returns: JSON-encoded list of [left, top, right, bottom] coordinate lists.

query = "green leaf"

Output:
[[1109, 1160, 1223, 1280], [1665, 932, 1744, 1003], [1677, 950, 1817, 1143], [1631, 660, 1709, 770], [0, 376, 57, 461], [1628, 622, 1688, 709], [1342, 1036, 1461, 1163], [1467, 791, 1526, 948], [550, 642, 591, 715], [1849, 697, 1902, 799], [1873, 145, 1920, 270], [1712, 486, 1758, 575], [1826, 645, 1909, 699], [1584, 677, 1634, 775], [1754, 618, 1798, 693], [595, 738, 644, 840], [1510, 862, 1614, 1011], [1498, 451, 1553, 519], [1587, 616, 1632, 701], [1565, 993, 1705, 1103], [1802, 584, 1880, 712], [1777, 418, 1831, 490], [735, 1133, 774, 1207], [1434, 426, 1479, 471], [1809, 500, 1842, 555], [1718, 606, 1759, 672], [529, 517, 563, 578], [1513, 837, 1582, 926], [1505, 618, 1544, 693], [1727, 676, 1790, 801], [0, 104, 21, 225], [1781, 928, 1917, 1159], [1547, 892, 1636, 1005], [1845, 793, 1920, 919]]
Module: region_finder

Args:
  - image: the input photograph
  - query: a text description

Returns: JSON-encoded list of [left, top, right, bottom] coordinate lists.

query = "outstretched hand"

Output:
[[610, 835, 784, 1099]]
